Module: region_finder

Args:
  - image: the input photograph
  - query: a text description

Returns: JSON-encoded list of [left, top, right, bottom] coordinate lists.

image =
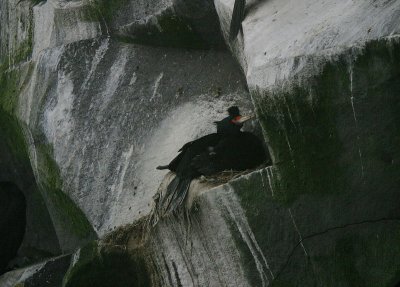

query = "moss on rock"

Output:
[[253, 38, 400, 204], [223, 37, 400, 286], [0, 61, 34, 165], [63, 241, 152, 287], [222, 208, 264, 287], [86, 0, 129, 23], [117, 11, 209, 49], [35, 142, 96, 242], [0, 54, 95, 252]]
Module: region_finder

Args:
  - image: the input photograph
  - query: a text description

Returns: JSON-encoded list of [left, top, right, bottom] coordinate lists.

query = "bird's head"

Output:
[[228, 106, 254, 124]]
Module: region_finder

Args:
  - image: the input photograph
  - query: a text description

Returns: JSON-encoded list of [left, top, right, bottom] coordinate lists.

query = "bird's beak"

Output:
[[236, 114, 254, 123]]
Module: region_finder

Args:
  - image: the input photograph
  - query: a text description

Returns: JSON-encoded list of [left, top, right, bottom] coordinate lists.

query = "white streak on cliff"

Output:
[[100, 47, 129, 110], [150, 185, 251, 286], [71, 249, 81, 267], [215, 0, 400, 88], [0, 261, 46, 287], [82, 37, 110, 91], [107, 145, 134, 226], [265, 166, 275, 197], [32, 1, 55, 59], [117, 146, 134, 197], [129, 72, 137, 86], [221, 185, 274, 284], [20, 47, 64, 125], [150, 72, 164, 101], [33, 0, 100, 59], [288, 208, 308, 256], [43, 71, 75, 156], [348, 63, 365, 179]]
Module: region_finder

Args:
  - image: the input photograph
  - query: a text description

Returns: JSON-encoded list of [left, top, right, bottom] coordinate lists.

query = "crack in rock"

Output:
[[273, 217, 400, 282]]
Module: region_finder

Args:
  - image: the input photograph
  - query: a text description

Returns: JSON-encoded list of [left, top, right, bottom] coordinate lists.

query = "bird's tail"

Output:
[[160, 176, 192, 216]]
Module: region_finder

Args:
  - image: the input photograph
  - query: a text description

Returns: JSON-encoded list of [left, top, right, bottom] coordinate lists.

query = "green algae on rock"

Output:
[[253, 38, 400, 204], [63, 241, 152, 287]]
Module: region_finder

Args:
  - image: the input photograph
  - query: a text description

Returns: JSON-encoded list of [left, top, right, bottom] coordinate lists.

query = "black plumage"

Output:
[[158, 133, 222, 214], [156, 108, 266, 215]]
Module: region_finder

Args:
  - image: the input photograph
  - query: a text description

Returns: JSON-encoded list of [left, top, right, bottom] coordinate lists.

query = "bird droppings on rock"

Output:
[[1, 0, 400, 286]]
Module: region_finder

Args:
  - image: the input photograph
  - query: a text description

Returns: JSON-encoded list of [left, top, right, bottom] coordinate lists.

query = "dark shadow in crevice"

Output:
[[101, 0, 228, 51], [245, 0, 267, 17], [0, 181, 26, 275], [0, 112, 61, 273]]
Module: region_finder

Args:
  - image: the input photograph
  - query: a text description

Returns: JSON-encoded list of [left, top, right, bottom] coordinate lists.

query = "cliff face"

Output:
[[0, 0, 400, 286]]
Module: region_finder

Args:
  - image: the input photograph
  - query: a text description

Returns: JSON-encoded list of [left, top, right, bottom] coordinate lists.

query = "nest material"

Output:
[[199, 164, 265, 185], [149, 165, 266, 226]]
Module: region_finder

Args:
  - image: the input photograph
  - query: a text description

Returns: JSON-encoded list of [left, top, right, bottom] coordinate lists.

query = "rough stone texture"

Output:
[[215, 0, 400, 87], [0, 255, 71, 287], [0, 0, 96, 265], [214, 0, 400, 286], [0, 0, 61, 264], [1, 0, 400, 286], [63, 242, 151, 287], [0, 112, 61, 270], [1, 0, 250, 259], [98, 0, 226, 49], [146, 180, 273, 287], [18, 36, 249, 239], [0, 0, 32, 66], [228, 168, 400, 286], [31, 0, 101, 58]]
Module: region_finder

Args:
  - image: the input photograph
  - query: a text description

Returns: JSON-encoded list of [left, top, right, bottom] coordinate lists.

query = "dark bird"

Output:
[[229, 0, 246, 40], [156, 106, 267, 215]]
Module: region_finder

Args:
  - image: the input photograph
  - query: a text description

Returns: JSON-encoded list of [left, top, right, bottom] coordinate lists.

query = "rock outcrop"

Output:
[[0, 0, 399, 286]]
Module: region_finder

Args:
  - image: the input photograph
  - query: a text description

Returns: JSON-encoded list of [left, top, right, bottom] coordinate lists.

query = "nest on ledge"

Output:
[[199, 164, 267, 185]]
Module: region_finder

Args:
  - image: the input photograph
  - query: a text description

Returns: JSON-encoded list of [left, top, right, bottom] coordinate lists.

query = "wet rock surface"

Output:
[[109, 0, 226, 49], [0, 255, 71, 287], [0, 0, 400, 286], [0, 113, 60, 271]]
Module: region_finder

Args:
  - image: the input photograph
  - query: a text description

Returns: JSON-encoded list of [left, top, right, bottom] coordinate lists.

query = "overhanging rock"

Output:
[[1, 0, 400, 286]]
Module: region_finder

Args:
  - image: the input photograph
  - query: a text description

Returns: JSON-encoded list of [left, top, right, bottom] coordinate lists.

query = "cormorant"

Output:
[[156, 106, 266, 215], [229, 0, 246, 40]]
